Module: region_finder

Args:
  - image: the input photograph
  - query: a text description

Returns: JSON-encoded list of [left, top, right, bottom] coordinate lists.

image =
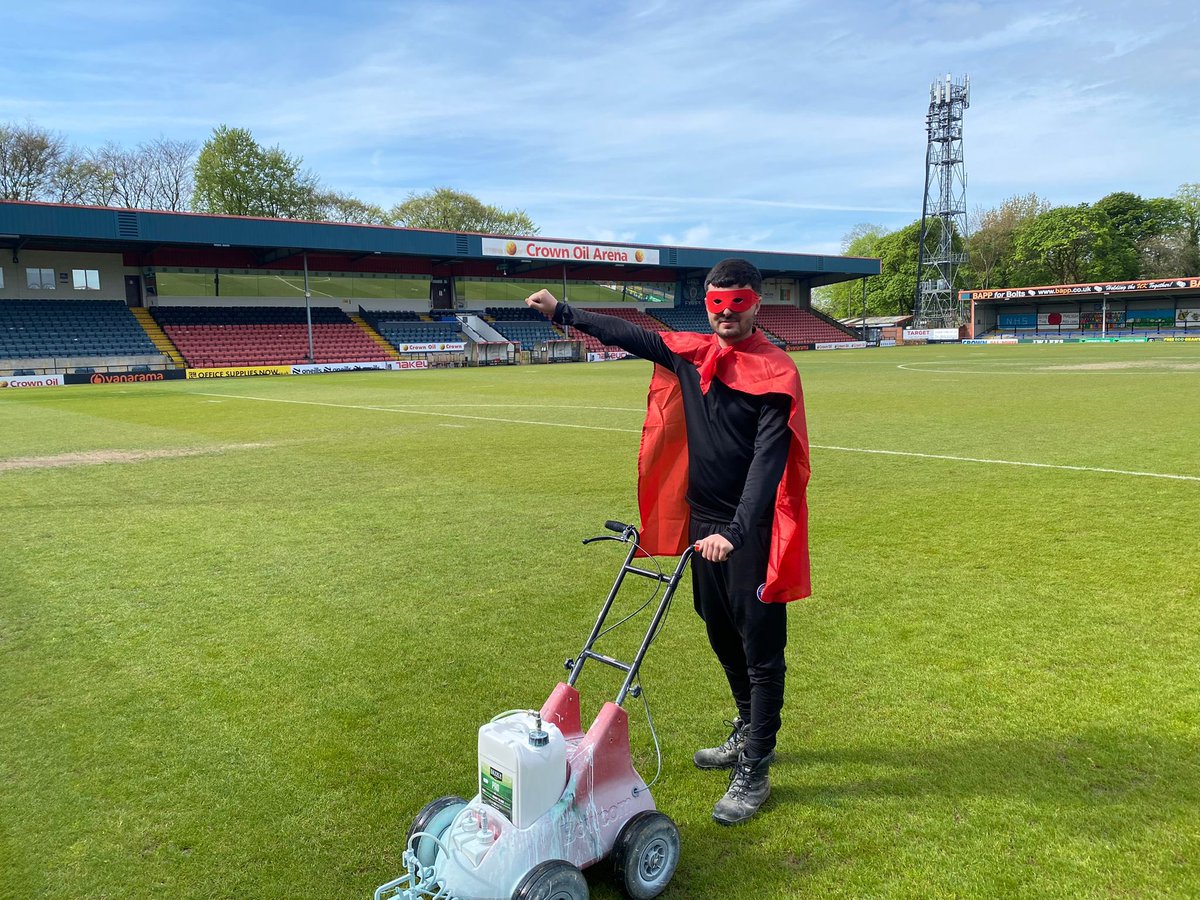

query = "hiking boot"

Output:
[[712, 752, 771, 826], [693, 718, 747, 769]]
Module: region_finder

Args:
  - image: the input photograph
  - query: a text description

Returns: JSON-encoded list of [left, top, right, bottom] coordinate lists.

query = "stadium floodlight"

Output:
[[914, 74, 970, 329]]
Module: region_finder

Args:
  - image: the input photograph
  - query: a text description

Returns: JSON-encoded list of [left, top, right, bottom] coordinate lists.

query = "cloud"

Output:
[[1, 0, 1197, 251]]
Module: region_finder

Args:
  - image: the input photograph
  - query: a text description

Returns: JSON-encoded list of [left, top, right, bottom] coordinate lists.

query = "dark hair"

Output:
[[704, 258, 762, 295]]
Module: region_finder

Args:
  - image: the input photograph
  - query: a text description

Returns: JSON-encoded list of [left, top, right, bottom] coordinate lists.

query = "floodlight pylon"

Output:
[[914, 74, 970, 328]]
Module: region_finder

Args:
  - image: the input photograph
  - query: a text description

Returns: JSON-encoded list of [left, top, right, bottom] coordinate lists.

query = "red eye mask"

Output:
[[705, 287, 759, 314]]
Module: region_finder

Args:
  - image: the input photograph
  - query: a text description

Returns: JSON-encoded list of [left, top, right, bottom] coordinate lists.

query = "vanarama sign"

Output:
[[482, 237, 659, 266]]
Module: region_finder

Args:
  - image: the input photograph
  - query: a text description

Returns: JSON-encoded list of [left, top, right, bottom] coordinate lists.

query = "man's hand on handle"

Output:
[[525, 289, 560, 319], [694, 533, 734, 563]]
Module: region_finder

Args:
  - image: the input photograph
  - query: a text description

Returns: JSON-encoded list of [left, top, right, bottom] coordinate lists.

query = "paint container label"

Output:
[[480, 764, 514, 820]]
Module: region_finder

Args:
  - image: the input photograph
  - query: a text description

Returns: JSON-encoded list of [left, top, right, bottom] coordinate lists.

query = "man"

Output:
[[526, 258, 811, 825]]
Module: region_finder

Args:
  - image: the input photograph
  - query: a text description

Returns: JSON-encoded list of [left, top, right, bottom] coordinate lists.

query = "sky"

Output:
[[2, 0, 1197, 256]]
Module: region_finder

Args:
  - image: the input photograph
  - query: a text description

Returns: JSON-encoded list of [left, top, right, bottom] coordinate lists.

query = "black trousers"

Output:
[[689, 518, 788, 760]]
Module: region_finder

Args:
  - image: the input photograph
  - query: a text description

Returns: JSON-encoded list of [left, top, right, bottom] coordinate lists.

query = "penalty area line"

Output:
[[811, 444, 1200, 482]]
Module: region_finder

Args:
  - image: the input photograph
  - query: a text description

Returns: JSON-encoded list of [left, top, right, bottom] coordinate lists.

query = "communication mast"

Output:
[[914, 74, 970, 328]]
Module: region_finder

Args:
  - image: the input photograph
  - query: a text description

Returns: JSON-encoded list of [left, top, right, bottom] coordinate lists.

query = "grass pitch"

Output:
[[2, 341, 1199, 898]]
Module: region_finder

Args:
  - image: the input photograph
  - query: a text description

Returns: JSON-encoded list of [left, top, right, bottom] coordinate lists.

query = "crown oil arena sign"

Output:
[[482, 237, 659, 266]]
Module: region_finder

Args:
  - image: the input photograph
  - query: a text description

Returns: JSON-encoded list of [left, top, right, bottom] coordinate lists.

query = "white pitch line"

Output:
[[197, 392, 1200, 483], [897, 357, 1200, 376], [194, 392, 642, 434], [374, 403, 644, 412], [811, 444, 1200, 482]]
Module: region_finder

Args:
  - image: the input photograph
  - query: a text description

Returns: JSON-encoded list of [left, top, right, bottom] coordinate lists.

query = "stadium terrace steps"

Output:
[[131, 307, 185, 366], [348, 314, 403, 360]]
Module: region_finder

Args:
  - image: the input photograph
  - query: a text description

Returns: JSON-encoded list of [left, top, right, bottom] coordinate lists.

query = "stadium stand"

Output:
[[566, 306, 673, 355], [649, 305, 853, 348], [648, 306, 710, 333], [565, 327, 622, 356], [484, 307, 565, 350], [149, 305, 389, 367], [649, 306, 778, 349], [0, 299, 160, 360], [360, 309, 464, 352], [581, 307, 671, 333], [753, 306, 855, 348], [489, 321, 563, 350], [379, 322, 463, 344], [977, 321, 1200, 340], [485, 307, 545, 322], [360, 309, 423, 325]]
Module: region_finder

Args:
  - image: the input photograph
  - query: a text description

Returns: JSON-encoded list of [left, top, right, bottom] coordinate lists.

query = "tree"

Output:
[[1094, 191, 1186, 279], [192, 125, 320, 218], [815, 224, 888, 318], [1138, 231, 1196, 278], [967, 193, 1050, 288], [92, 141, 154, 209], [877, 220, 930, 314], [315, 190, 391, 225], [1096, 192, 1184, 243], [0, 122, 195, 210], [1011, 204, 1117, 285], [143, 137, 197, 211], [814, 220, 929, 318], [48, 149, 111, 205], [1172, 183, 1200, 275], [390, 187, 538, 234], [0, 121, 68, 200]]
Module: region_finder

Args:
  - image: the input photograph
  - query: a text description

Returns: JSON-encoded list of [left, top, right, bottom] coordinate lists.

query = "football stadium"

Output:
[[2, 201, 1199, 898]]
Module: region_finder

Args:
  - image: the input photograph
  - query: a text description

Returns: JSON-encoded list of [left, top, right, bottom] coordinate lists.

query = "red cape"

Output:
[[637, 330, 811, 602]]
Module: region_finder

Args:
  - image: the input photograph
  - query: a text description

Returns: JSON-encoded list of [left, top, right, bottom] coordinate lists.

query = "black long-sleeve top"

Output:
[[554, 302, 792, 550]]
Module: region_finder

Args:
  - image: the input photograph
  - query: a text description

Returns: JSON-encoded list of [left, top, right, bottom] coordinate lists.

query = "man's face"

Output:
[[706, 284, 759, 345]]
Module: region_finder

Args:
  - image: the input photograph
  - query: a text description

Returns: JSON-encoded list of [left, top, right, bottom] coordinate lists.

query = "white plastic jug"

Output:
[[477, 712, 567, 829]]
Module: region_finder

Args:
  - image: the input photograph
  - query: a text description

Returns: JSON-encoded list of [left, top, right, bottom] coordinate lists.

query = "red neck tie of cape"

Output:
[[697, 342, 736, 393]]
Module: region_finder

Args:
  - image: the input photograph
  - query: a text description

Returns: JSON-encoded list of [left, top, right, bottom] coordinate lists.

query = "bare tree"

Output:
[[68, 136, 197, 211], [0, 121, 68, 200], [144, 136, 196, 211], [92, 141, 155, 209], [48, 148, 112, 205]]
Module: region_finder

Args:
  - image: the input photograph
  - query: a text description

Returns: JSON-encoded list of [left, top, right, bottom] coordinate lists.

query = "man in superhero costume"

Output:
[[526, 258, 810, 825]]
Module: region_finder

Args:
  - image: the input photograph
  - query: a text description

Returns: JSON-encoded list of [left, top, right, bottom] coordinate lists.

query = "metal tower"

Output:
[[914, 74, 970, 328]]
